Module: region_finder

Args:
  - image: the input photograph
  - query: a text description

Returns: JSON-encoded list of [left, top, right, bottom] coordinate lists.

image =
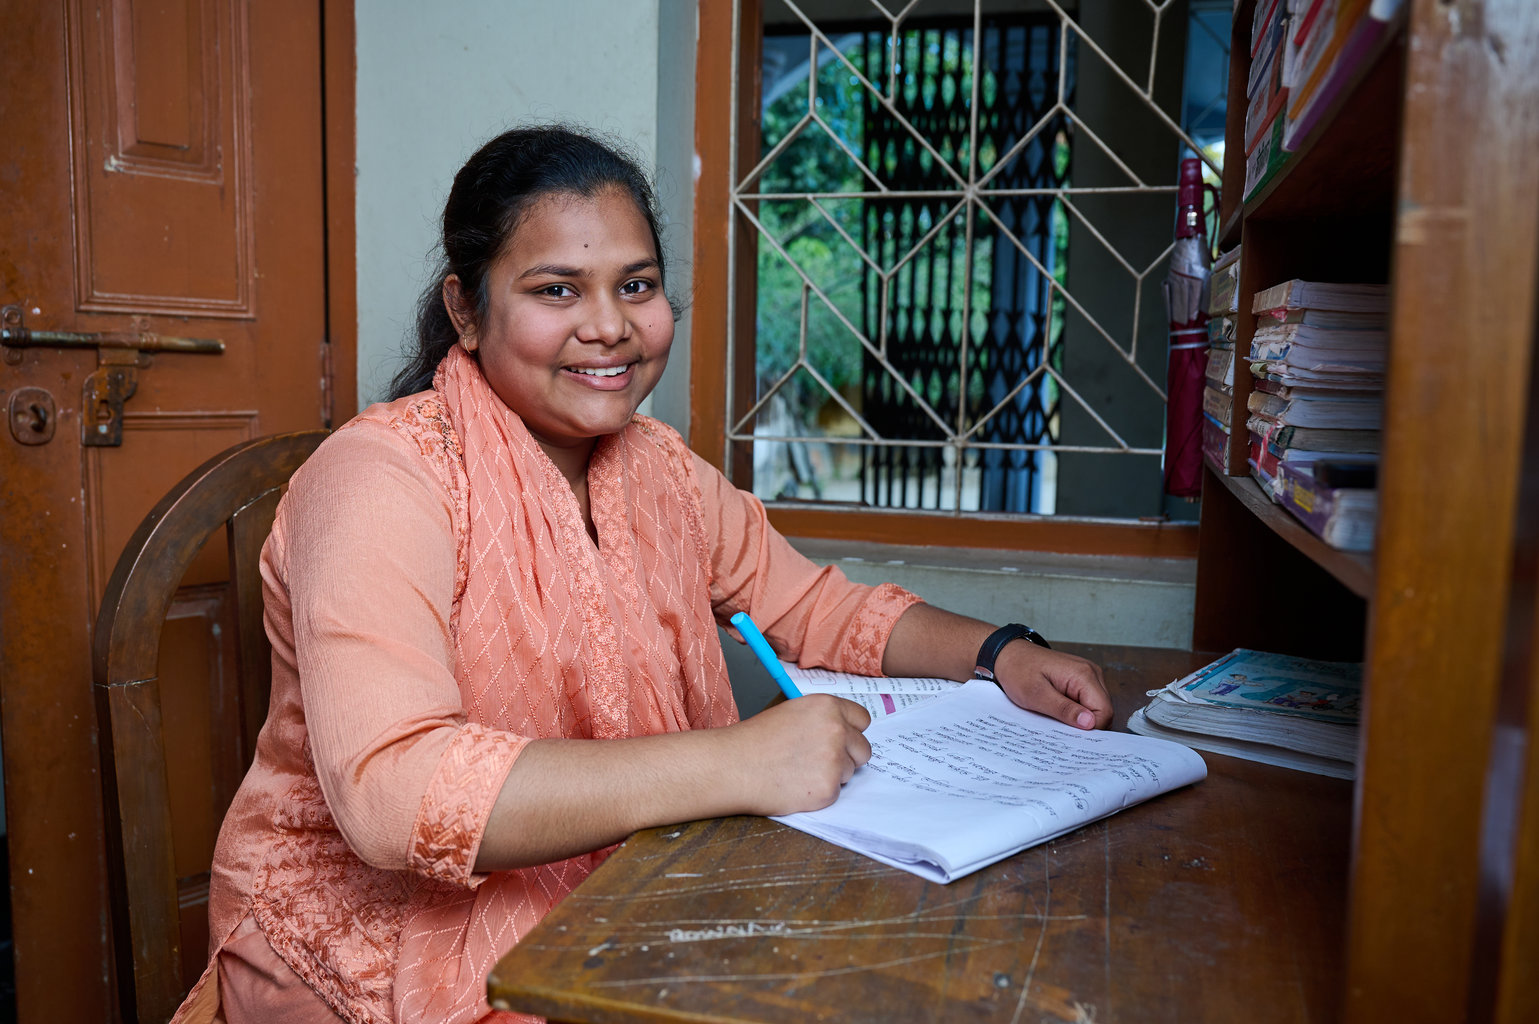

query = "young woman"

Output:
[[179, 125, 1110, 1024]]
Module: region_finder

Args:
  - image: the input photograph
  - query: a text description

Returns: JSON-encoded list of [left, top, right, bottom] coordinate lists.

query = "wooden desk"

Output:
[[488, 645, 1353, 1023]]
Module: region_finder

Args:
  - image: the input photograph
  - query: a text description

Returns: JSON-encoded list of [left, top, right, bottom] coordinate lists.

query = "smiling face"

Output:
[[445, 187, 673, 478]]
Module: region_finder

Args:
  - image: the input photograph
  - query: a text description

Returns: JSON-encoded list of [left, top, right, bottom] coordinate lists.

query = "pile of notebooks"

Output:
[[1200, 246, 1241, 471], [1247, 278, 1385, 550], [1128, 648, 1362, 779]]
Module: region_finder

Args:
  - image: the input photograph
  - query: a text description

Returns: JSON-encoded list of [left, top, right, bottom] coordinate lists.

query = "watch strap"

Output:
[[973, 622, 1052, 681]]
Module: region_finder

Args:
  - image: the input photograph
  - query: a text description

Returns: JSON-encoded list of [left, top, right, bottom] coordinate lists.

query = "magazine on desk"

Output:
[[771, 678, 1209, 884], [1127, 648, 1362, 779]]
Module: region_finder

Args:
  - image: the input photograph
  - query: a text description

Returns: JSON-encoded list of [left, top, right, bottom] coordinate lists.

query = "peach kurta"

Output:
[[190, 347, 919, 1024]]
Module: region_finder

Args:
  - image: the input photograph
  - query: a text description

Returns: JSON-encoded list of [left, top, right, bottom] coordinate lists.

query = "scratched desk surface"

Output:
[[488, 645, 1354, 1024]]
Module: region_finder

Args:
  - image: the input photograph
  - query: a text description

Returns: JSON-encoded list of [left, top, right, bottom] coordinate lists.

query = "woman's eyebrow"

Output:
[[518, 263, 584, 280], [518, 257, 659, 281]]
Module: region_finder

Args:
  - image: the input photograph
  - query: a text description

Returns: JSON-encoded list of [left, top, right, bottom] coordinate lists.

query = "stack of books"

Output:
[[1243, 0, 1293, 199], [1245, 279, 1388, 508], [1283, 0, 1407, 151], [1201, 246, 1242, 471], [1275, 459, 1379, 551], [1127, 648, 1362, 779]]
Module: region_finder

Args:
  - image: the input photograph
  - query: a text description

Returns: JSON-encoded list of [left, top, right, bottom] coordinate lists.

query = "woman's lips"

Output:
[[564, 363, 636, 389]]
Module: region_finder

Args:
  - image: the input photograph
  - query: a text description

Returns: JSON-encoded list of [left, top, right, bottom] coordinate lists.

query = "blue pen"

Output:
[[729, 611, 803, 699]]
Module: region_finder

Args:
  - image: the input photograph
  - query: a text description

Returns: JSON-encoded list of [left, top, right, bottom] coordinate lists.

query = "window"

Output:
[[691, 1, 1226, 554]]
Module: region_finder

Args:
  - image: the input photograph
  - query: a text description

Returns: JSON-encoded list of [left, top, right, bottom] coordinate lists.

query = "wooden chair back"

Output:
[[92, 430, 327, 1024]]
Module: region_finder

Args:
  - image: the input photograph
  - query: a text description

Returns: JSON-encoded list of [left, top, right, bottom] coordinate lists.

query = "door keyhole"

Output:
[[8, 387, 58, 445]]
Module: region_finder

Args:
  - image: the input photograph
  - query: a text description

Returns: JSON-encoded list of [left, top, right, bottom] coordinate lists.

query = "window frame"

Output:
[[688, 0, 1198, 558]]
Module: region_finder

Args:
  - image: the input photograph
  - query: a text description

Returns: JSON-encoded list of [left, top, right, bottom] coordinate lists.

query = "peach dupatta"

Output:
[[389, 346, 742, 1022]]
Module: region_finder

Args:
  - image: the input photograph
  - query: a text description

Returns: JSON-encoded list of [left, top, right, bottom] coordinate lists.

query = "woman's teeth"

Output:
[[572, 365, 628, 378]]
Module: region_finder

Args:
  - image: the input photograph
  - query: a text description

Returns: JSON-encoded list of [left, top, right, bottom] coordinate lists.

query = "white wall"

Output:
[[354, 0, 697, 425]]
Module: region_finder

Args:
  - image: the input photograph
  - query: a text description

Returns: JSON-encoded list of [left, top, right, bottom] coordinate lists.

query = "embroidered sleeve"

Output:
[[408, 724, 528, 886], [835, 582, 925, 677]]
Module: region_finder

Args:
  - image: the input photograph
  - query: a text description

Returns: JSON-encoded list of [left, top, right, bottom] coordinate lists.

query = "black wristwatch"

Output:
[[973, 623, 1052, 682]]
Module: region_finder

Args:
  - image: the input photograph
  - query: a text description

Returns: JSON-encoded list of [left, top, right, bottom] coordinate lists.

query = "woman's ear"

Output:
[[442, 275, 478, 352]]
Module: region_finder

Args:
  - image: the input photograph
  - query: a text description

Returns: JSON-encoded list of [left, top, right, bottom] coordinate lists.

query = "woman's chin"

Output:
[[533, 410, 643, 449]]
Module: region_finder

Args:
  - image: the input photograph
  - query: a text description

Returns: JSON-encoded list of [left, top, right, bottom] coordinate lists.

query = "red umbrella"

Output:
[[1163, 158, 1217, 498]]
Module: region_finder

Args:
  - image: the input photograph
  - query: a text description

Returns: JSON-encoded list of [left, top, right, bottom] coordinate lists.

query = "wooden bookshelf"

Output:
[[1209, 4, 1403, 587], [1195, 1, 1539, 1020]]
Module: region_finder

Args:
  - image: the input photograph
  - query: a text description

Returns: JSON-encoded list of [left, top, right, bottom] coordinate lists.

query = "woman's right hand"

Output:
[[721, 695, 873, 815]]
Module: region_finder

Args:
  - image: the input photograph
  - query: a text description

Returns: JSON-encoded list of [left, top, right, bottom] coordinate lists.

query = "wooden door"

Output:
[[0, 1, 354, 1020]]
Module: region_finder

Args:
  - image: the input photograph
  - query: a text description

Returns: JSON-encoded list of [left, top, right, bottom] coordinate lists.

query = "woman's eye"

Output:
[[620, 279, 655, 295], [539, 284, 576, 298]]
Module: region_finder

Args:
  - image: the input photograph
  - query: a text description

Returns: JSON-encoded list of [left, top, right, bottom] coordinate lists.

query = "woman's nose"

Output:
[[576, 295, 629, 345]]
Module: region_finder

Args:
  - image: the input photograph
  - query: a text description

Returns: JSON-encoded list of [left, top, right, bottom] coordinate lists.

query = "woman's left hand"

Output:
[[881, 602, 1114, 731], [990, 640, 1111, 730]]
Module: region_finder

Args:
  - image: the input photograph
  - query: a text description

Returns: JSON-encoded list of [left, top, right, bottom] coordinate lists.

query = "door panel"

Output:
[[0, 1, 348, 1019], [71, 0, 255, 317]]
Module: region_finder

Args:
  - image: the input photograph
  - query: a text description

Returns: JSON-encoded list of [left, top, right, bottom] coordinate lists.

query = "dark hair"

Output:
[[388, 124, 674, 400]]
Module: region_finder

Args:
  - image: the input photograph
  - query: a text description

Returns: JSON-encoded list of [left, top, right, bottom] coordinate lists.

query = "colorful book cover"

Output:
[[1250, 0, 1288, 58], [1248, 430, 1282, 480], [1164, 648, 1363, 724], [1243, 113, 1290, 201], [1283, 0, 1402, 150], [1202, 413, 1231, 472], [1285, 0, 1360, 109], [1276, 460, 1378, 550], [1282, 0, 1332, 89], [1245, 19, 1291, 151]]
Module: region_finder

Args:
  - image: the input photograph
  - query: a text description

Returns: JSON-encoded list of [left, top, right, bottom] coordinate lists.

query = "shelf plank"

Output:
[[1210, 469, 1374, 599]]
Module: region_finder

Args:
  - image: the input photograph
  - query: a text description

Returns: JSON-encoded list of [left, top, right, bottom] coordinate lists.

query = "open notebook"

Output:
[[771, 679, 1208, 884]]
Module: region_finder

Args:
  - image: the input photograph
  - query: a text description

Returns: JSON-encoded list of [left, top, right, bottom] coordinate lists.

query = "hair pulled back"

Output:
[[388, 124, 671, 400]]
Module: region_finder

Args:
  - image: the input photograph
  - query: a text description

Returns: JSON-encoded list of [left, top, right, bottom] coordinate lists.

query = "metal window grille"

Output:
[[857, 15, 1069, 512], [730, 1, 1225, 515]]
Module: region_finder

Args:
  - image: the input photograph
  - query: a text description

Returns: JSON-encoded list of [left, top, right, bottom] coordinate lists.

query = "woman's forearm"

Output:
[[474, 694, 873, 870], [879, 601, 998, 680]]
